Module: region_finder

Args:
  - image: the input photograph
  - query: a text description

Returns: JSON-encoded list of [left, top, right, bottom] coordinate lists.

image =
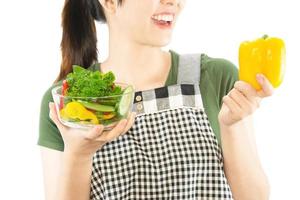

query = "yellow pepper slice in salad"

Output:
[[60, 102, 99, 124]]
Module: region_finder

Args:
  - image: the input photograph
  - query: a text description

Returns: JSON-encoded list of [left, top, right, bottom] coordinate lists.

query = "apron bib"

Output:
[[90, 54, 233, 200]]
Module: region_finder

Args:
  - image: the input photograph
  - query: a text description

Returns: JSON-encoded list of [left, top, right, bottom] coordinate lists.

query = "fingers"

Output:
[[121, 112, 137, 136], [84, 125, 105, 140], [256, 74, 275, 98], [96, 119, 128, 142], [48, 102, 68, 133], [222, 79, 268, 124], [235, 74, 274, 107], [49, 100, 137, 144], [234, 81, 258, 100], [228, 88, 259, 116], [94, 112, 137, 142], [234, 81, 261, 108], [222, 95, 243, 118]]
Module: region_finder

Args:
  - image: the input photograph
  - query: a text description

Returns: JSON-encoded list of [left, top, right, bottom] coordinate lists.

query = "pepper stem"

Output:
[[262, 34, 268, 40]]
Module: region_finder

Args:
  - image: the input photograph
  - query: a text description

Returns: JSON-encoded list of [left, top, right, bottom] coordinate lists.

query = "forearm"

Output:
[[220, 116, 270, 200], [56, 153, 93, 200]]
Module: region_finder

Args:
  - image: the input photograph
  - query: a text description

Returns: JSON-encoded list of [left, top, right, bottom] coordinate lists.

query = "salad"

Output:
[[53, 65, 134, 128]]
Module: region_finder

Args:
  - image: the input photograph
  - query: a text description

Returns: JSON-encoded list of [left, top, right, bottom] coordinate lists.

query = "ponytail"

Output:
[[54, 0, 105, 83]]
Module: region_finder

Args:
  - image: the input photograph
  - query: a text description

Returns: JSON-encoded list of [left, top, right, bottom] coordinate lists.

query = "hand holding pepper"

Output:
[[218, 74, 274, 126], [219, 35, 285, 126]]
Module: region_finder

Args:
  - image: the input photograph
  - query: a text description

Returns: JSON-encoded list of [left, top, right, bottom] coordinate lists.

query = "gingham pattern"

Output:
[[90, 54, 233, 199], [132, 84, 203, 115]]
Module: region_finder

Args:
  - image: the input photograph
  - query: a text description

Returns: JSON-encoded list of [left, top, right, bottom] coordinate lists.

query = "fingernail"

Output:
[[49, 102, 54, 108], [256, 74, 264, 84], [95, 125, 103, 132]]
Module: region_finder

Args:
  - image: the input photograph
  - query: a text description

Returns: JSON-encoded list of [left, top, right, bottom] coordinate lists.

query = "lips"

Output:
[[151, 12, 175, 29]]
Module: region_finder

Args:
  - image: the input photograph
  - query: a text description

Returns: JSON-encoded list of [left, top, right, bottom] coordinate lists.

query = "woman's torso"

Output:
[[88, 52, 233, 200]]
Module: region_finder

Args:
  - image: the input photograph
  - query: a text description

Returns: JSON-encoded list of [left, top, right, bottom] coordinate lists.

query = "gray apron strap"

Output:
[[177, 53, 201, 84]]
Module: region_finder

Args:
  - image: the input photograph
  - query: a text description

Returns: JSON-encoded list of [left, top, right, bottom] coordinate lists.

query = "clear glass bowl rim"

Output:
[[51, 82, 135, 99]]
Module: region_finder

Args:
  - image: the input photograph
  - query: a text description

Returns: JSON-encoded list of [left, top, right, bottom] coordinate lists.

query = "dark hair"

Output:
[[55, 0, 122, 83]]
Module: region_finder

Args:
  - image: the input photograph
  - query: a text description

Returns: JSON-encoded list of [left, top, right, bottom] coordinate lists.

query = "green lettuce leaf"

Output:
[[65, 65, 122, 98]]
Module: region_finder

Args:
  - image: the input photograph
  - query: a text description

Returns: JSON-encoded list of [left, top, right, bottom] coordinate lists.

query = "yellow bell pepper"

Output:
[[60, 101, 99, 124], [239, 35, 286, 90]]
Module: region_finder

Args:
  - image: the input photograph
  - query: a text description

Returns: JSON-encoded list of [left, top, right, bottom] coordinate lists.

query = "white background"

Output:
[[0, 0, 299, 199]]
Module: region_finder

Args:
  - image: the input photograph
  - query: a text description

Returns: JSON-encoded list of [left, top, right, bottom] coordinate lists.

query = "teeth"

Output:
[[152, 14, 174, 22]]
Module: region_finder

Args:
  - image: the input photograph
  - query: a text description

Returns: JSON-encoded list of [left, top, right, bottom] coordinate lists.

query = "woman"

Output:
[[38, 0, 273, 199]]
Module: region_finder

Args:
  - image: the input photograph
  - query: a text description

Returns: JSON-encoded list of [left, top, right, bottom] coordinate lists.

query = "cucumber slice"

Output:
[[98, 98, 118, 106], [118, 86, 134, 116], [76, 100, 115, 112]]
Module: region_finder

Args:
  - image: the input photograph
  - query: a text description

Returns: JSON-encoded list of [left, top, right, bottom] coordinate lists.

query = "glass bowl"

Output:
[[51, 82, 135, 130]]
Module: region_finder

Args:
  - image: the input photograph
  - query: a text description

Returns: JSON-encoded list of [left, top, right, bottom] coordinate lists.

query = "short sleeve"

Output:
[[37, 82, 64, 151], [200, 54, 238, 145], [212, 58, 239, 107]]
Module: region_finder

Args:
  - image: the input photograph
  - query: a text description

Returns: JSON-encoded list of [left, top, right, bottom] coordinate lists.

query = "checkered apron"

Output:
[[90, 54, 233, 199]]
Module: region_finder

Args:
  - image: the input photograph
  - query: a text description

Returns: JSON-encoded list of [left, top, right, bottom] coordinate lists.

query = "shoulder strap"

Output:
[[177, 53, 201, 84]]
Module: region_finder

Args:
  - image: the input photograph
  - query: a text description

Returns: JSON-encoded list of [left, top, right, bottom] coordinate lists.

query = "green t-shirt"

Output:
[[38, 49, 238, 151]]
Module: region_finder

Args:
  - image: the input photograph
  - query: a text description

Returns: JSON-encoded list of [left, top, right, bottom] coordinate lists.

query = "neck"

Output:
[[100, 31, 171, 86]]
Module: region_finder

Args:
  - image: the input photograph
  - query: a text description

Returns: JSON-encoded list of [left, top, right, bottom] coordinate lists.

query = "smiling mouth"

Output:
[[151, 13, 174, 28]]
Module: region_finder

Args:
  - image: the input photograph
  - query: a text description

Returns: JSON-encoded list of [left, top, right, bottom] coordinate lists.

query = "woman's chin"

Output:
[[137, 35, 172, 48], [151, 37, 172, 47]]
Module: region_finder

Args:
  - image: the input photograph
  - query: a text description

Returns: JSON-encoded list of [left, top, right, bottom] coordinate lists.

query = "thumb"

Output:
[[256, 74, 275, 98], [49, 102, 68, 133], [84, 125, 104, 140]]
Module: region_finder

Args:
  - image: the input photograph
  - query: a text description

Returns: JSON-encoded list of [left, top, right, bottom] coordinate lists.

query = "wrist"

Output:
[[219, 119, 243, 131], [63, 150, 94, 164], [219, 118, 250, 139]]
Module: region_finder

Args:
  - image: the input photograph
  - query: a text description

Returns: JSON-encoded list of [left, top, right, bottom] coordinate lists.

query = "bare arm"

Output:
[[40, 147, 62, 200], [218, 74, 273, 199], [221, 117, 270, 200], [40, 103, 136, 200], [58, 151, 94, 200], [41, 147, 94, 200]]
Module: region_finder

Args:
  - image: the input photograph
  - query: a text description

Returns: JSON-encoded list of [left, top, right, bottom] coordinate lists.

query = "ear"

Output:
[[99, 0, 118, 14]]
